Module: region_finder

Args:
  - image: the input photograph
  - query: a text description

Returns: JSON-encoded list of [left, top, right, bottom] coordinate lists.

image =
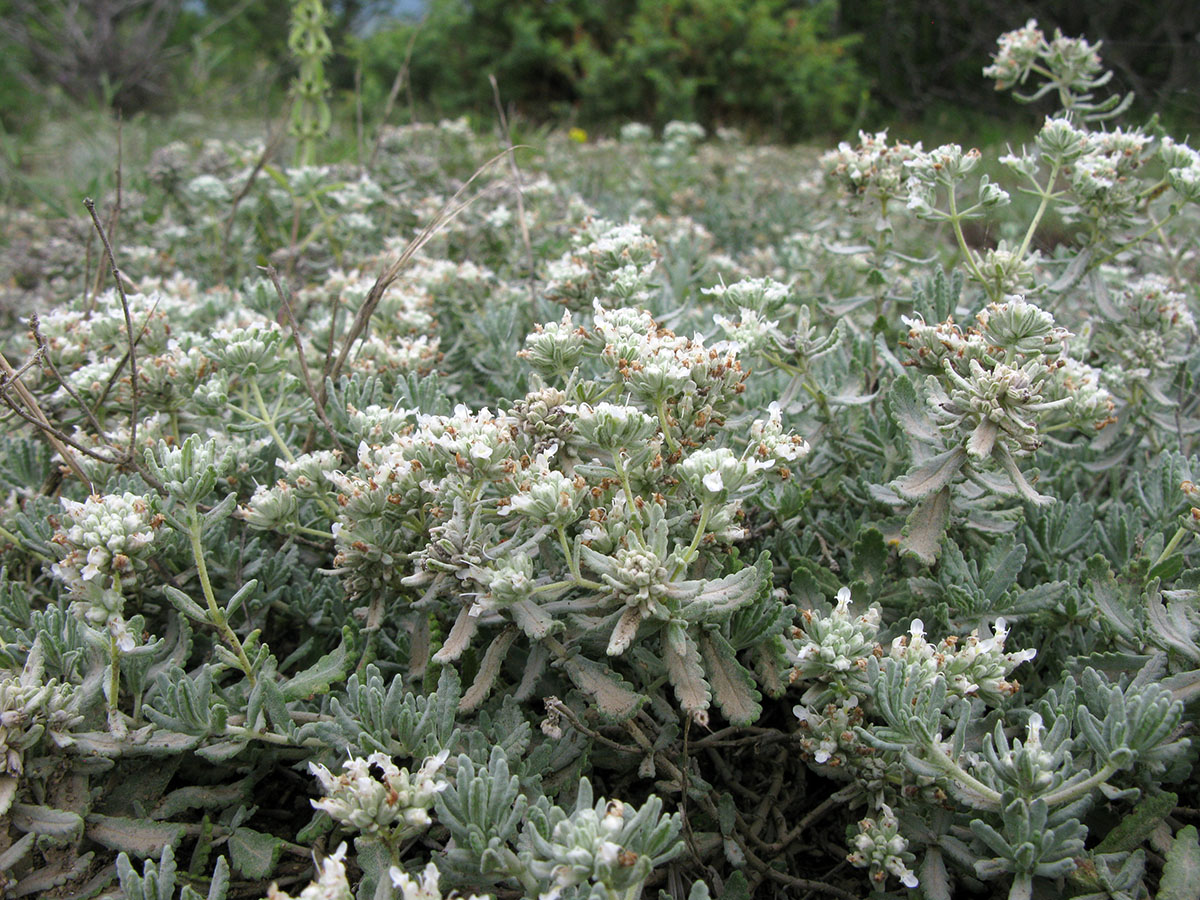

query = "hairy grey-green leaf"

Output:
[[509, 597, 557, 640], [12, 851, 95, 899], [1159, 825, 1200, 900], [162, 585, 211, 624], [460, 627, 518, 712], [698, 631, 760, 726], [994, 443, 1054, 506], [558, 653, 644, 722], [151, 782, 250, 821], [901, 485, 951, 565], [85, 814, 185, 857], [893, 447, 967, 500], [886, 375, 941, 445], [11, 803, 85, 839], [1094, 791, 1177, 854], [432, 605, 480, 664], [228, 827, 284, 880], [663, 622, 710, 717], [281, 625, 354, 701], [0, 831, 36, 873]]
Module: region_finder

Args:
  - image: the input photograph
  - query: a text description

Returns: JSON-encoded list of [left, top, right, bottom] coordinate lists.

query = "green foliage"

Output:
[[360, 0, 864, 139], [288, 0, 334, 166]]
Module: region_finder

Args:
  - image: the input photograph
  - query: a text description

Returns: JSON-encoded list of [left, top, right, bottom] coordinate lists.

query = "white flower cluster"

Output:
[[982, 19, 1046, 89], [238, 480, 301, 533], [846, 804, 919, 889], [476, 553, 535, 614], [520, 311, 590, 376], [905, 144, 1010, 219], [1065, 128, 1153, 225], [593, 303, 747, 413], [618, 122, 653, 144], [265, 843, 352, 900], [501, 463, 586, 528], [749, 402, 810, 472], [792, 696, 865, 767], [821, 130, 924, 204], [888, 617, 1037, 704], [791, 589, 1037, 706], [569, 401, 659, 451], [207, 316, 286, 371], [37, 289, 177, 374], [389, 861, 490, 900], [309, 750, 449, 838], [50, 492, 164, 649], [702, 277, 791, 316], [902, 295, 1113, 456], [600, 543, 672, 618], [185, 174, 233, 206], [1117, 274, 1196, 345], [544, 220, 660, 307], [678, 447, 772, 498], [984, 712, 1059, 794], [1162, 136, 1200, 203], [713, 308, 783, 355], [791, 588, 882, 683]]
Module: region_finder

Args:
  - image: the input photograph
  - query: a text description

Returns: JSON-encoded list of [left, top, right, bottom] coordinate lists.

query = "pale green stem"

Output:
[[294, 524, 336, 541], [0, 525, 53, 563], [611, 454, 644, 533], [223, 724, 295, 745], [672, 503, 711, 580], [188, 508, 257, 685], [1041, 762, 1120, 808], [1008, 872, 1033, 900], [1135, 178, 1171, 202], [656, 398, 680, 455], [556, 525, 578, 578], [946, 188, 991, 297], [244, 380, 338, 516], [927, 742, 1003, 809], [249, 378, 297, 465], [108, 632, 121, 718], [764, 352, 805, 378], [307, 190, 345, 267], [1152, 526, 1188, 570], [555, 525, 606, 590], [531, 579, 575, 595], [1015, 160, 1062, 263], [1093, 210, 1180, 269]]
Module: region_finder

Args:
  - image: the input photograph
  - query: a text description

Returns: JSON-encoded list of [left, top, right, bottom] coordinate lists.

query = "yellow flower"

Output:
[[568, 127, 588, 144]]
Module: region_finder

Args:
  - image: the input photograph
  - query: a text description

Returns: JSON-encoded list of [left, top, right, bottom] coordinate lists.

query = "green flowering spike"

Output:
[[287, 0, 333, 167]]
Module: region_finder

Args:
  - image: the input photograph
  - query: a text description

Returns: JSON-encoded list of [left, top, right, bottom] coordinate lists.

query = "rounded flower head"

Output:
[[846, 805, 919, 889], [309, 750, 449, 838]]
